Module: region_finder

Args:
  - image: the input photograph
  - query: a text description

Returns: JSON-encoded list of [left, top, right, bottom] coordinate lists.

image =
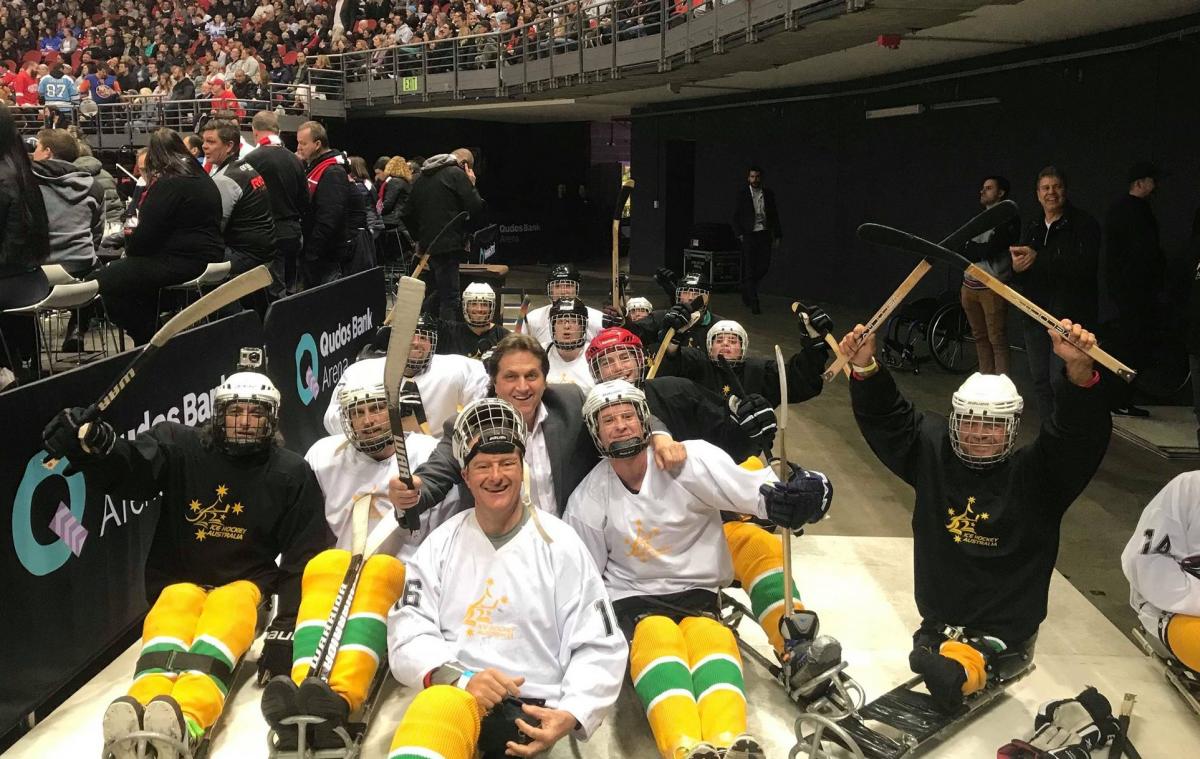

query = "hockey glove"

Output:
[[661, 303, 692, 334], [257, 625, 295, 686], [730, 394, 777, 452], [43, 407, 115, 472], [795, 302, 834, 348], [654, 267, 679, 301], [760, 465, 832, 530], [997, 686, 1118, 758], [601, 305, 625, 329]]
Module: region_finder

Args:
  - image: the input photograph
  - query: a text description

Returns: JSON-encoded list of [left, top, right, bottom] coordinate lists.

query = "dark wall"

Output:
[[630, 38, 1200, 313]]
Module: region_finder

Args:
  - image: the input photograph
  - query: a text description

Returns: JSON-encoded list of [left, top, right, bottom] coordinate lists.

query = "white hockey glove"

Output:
[[997, 686, 1118, 758]]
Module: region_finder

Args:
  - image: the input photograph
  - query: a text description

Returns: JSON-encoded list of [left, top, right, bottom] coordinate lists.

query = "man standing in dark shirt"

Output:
[[1009, 166, 1102, 422], [838, 318, 1109, 712], [244, 111, 308, 299], [960, 176, 1020, 375], [731, 166, 782, 315], [1104, 162, 1163, 418], [297, 120, 351, 289]]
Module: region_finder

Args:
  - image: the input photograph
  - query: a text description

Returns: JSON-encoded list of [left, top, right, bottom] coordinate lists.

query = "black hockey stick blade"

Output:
[[857, 223, 973, 271], [612, 178, 634, 221], [940, 199, 1019, 252]]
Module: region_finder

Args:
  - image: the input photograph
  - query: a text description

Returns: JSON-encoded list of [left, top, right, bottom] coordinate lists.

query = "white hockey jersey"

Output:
[[525, 303, 605, 347], [304, 431, 460, 561], [546, 345, 595, 391], [1121, 471, 1200, 634], [322, 354, 489, 440], [387, 508, 627, 738], [564, 439, 777, 601]]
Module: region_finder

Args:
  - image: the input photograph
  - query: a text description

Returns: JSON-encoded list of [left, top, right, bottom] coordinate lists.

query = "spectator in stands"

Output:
[[202, 119, 277, 315], [185, 134, 205, 165], [245, 110, 308, 299], [296, 119, 350, 288], [232, 69, 256, 101], [11, 61, 39, 108], [93, 128, 224, 345], [1010, 166, 1101, 422], [404, 148, 486, 321], [373, 156, 390, 185], [30, 128, 103, 279], [75, 143, 124, 233], [344, 155, 380, 274], [39, 63, 77, 128], [378, 154, 414, 262], [83, 63, 122, 106], [0, 103, 52, 386]]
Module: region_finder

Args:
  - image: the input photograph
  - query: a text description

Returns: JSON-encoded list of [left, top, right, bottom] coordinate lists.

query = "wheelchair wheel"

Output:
[[928, 302, 977, 374]]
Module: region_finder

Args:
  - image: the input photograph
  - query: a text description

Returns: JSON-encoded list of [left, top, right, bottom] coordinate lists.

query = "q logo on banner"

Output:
[[295, 332, 320, 406], [12, 453, 87, 577]]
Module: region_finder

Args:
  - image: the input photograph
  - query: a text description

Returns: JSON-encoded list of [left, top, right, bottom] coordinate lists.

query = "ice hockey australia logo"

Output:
[[185, 484, 248, 542], [945, 497, 997, 547], [463, 578, 514, 639]]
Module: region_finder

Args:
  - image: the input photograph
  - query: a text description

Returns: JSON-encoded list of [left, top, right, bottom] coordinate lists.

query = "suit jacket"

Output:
[[732, 185, 781, 240]]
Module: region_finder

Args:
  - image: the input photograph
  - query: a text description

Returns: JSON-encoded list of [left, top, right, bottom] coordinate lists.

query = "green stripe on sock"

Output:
[[342, 617, 388, 657], [294, 625, 323, 664], [691, 658, 744, 697], [633, 660, 693, 711], [185, 641, 235, 694], [748, 571, 799, 619]]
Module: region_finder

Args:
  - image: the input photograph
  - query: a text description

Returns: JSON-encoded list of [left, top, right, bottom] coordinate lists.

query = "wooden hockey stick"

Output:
[[822, 200, 1020, 382], [645, 295, 707, 380], [775, 344, 794, 622], [384, 276, 427, 531], [310, 492, 372, 682], [513, 295, 532, 334], [612, 178, 634, 311], [858, 223, 1136, 382]]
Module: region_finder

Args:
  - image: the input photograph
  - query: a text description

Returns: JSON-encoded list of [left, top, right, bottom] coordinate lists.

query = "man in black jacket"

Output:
[[403, 148, 486, 321], [296, 120, 350, 289], [1104, 162, 1163, 418], [245, 111, 308, 299], [731, 166, 782, 315], [387, 333, 685, 519], [1009, 166, 1101, 422]]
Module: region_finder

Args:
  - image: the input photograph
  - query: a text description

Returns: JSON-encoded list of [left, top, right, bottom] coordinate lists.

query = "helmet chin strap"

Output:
[[606, 436, 647, 459]]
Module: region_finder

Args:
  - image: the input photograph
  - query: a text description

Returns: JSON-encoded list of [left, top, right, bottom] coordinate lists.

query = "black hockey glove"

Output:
[[601, 305, 625, 329], [795, 302, 834, 348], [760, 465, 832, 530], [730, 394, 777, 452], [998, 686, 1118, 758], [661, 303, 692, 333], [654, 267, 678, 301], [43, 407, 115, 471], [257, 625, 295, 686]]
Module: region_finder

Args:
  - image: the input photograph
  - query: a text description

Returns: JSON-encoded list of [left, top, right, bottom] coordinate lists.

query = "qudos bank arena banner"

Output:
[[263, 267, 385, 455], [0, 311, 263, 738]]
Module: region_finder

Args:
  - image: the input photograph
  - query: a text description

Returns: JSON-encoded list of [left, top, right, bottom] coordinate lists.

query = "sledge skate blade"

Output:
[[267, 666, 393, 758], [1133, 627, 1200, 716]]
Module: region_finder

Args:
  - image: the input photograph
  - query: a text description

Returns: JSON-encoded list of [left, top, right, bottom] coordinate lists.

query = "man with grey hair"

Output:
[[403, 147, 486, 321], [296, 119, 350, 288]]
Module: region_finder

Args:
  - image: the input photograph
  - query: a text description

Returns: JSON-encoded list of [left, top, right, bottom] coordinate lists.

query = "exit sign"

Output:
[[402, 76, 420, 93]]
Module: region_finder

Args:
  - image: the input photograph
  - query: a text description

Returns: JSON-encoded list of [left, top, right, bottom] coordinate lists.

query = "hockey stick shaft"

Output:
[[310, 492, 372, 680], [513, 295, 531, 334], [385, 277, 426, 530], [716, 356, 770, 462], [612, 179, 634, 311], [774, 345, 793, 621], [824, 200, 1020, 381], [646, 329, 674, 380]]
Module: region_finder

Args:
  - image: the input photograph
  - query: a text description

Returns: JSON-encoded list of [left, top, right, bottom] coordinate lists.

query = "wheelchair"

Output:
[[880, 292, 976, 375]]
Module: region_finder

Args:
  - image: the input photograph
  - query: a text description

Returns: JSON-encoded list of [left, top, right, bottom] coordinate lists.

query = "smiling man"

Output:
[[385, 398, 626, 758], [838, 318, 1111, 713]]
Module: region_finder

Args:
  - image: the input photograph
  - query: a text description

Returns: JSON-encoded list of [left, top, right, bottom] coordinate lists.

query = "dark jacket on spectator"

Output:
[[960, 207, 1020, 284], [170, 76, 195, 101], [243, 141, 308, 242], [378, 175, 409, 228], [1014, 204, 1101, 326], [301, 149, 351, 264], [74, 155, 124, 228], [210, 155, 277, 262], [0, 157, 43, 276], [127, 172, 224, 263], [1105, 193, 1163, 316], [403, 153, 485, 257], [32, 158, 104, 273]]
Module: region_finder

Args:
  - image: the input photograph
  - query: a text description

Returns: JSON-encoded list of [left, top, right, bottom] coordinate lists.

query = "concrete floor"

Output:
[[506, 262, 1196, 642]]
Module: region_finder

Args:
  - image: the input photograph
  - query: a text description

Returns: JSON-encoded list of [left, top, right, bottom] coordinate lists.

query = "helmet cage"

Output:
[[587, 342, 646, 386], [406, 325, 438, 375], [706, 321, 748, 366], [212, 372, 280, 455], [338, 381, 392, 454], [550, 311, 588, 351], [583, 382, 652, 459], [452, 398, 528, 468], [462, 285, 497, 327], [948, 410, 1021, 469]]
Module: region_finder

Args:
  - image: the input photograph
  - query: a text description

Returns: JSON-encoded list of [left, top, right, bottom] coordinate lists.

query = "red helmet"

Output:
[[586, 327, 646, 385]]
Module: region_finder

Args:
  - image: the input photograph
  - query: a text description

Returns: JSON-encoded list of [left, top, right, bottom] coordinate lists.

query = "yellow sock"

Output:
[[939, 640, 987, 696], [173, 580, 261, 729], [292, 549, 352, 684], [328, 555, 405, 712], [1166, 613, 1200, 672], [129, 583, 207, 707], [681, 616, 746, 749], [723, 520, 802, 656], [388, 685, 480, 759], [631, 615, 702, 759]]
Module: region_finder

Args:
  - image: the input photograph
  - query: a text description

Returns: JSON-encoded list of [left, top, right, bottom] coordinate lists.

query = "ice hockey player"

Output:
[[433, 281, 511, 358], [839, 319, 1110, 712], [524, 263, 605, 345], [41, 356, 332, 759], [659, 313, 829, 410], [586, 328, 847, 698], [565, 380, 833, 759], [387, 333, 686, 520], [326, 313, 489, 438], [545, 297, 596, 390], [386, 398, 627, 758], [626, 296, 654, 322], [1121, 471, 1200, 677], [628, 271, 726, 352]]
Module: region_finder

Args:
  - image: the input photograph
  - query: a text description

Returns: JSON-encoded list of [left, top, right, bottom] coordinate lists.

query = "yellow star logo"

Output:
[[947, 508, 955, 515], [189, 500, 202, 513], [967, 497, 976, 505], [215, 484, 229, 498], [980, 512, 990, 520], [723, 385, 731, 396], [232, 503, 244, 515], [953, 535, 962, 543], [195, 529, 207, 541]]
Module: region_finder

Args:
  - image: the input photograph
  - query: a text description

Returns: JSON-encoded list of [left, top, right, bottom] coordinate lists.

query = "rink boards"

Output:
[[12, 535, 1200, 758]]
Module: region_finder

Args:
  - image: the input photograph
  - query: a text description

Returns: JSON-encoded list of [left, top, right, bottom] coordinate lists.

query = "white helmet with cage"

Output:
[[212, 371, 281, 455], [462, 282, 497, 327], [336, 368, 390, 454], [706, 319, 748, 366], [583, 379, 652, 459], [948, 372, 1024, 469], [549, 297, 589, 351], [626, 296, 653, 321], [452, 397, 528, 468]]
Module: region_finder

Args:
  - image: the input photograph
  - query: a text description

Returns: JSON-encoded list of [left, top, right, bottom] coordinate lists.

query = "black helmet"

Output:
[[675, 272, 711, 306], [548, 297, 589, 351], [546, 263, 581, 298], [407, 313, 439, 375]]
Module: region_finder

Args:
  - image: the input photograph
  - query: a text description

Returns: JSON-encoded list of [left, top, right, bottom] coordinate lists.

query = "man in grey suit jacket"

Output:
[[389, 334, 686, 518]]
